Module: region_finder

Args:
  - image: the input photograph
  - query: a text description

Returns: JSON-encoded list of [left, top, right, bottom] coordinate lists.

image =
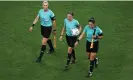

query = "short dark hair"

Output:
[[67, 11, 74, 16], [88, 17, 95, 24]]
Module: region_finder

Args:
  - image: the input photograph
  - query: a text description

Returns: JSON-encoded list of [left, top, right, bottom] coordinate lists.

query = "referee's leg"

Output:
[[47, 27, 54, 53], [36, 26, 51, 62], [47, 39, 54, 53], [71, 37, 77, 64], [92, 41, 99, 68], [65, 47, 73, 69], [36, 38, 49, 62], [65, 35, 73, 69], [86, 41, 94, 77], [88, 52, 96, 76], [71, 49, 76, 63], [87, 41, 99, 77]]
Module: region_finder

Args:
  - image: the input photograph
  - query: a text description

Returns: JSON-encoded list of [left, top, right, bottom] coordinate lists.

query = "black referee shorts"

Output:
[[41, 25, 52, 38], [86, 41, 99, 53], [66, 35, 77, 48]]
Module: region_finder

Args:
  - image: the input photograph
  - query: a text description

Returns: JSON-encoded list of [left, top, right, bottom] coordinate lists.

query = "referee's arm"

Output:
[[60, 20, 66, 36], [76, 21, 82, 34], [29, 15, 39, 32], [97, 29, 103, 39], [78, 25, 82, 34], [59, 26, 65, 41], [60, 27, 65, 36], [78, 32, 85, 41], [52, 19, 56, 31], [97, 33, 103, 39], [33, 15, 39, 25], [51, 12, 56, 31], [74, 32, 85, 46]]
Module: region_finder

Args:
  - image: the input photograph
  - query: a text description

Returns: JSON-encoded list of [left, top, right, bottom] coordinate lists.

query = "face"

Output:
[[42, 2, 48, 10], [88, 22, 95, 28], [67, 14, 73, 20]]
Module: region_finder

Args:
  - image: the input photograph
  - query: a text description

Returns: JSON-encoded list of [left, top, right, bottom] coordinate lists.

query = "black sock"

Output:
[[66, 53, 72, 66], [38, 45, 46, 60], [72, 49, 76, 60], [47, 39, 54, 51], [89, 60, 95, 72], [94, 58, 97, 65]]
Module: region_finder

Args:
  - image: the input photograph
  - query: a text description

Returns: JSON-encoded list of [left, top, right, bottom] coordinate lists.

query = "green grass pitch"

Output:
[[0, 1, 133, 80]]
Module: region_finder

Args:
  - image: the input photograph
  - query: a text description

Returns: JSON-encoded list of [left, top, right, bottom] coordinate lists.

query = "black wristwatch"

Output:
[[32, 24, 35, 27], [77, 39, 80, 43], [53, 29, 56, 32], [95, 36, 98, 39]]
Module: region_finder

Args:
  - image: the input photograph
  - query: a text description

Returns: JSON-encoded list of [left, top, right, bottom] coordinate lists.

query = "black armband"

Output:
[[53, 29, 56, 32], [60, 35, 63, 36], [99, 33, 103, 36], [32, 24, 35, 27], [51, 16, 56, 21], [76, 24, 80, 27]]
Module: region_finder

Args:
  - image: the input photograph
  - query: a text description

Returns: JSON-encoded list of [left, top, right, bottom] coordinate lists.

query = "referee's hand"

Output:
[[29, 27, 33, 32], [74, 41, 78, 47], [59, 36, 63, 41], [92, 35, 97, 39]]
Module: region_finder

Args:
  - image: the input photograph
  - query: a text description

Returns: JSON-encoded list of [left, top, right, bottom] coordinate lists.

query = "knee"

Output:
[[47, 39, 51, 43], [89, 55, 95, 61], [42, 38, 48, 45], [68, 47, 73, 53], [90, 58, 95, 61]]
